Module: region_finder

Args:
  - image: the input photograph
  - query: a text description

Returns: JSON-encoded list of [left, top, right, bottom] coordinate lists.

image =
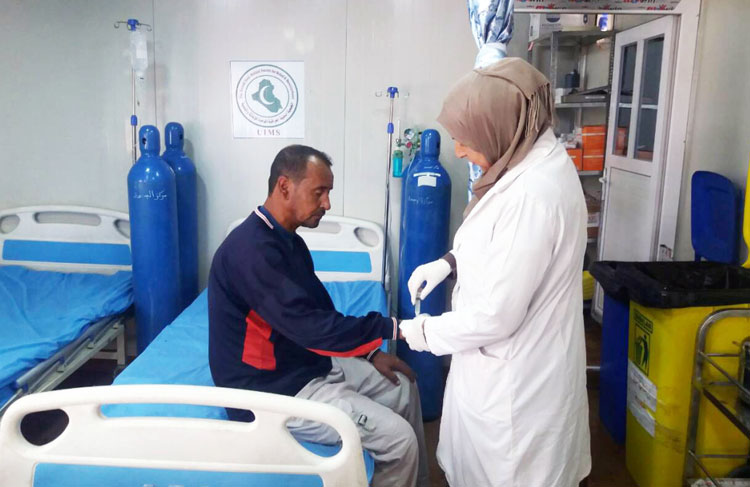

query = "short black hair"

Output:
[[268, 145, 333, 195]]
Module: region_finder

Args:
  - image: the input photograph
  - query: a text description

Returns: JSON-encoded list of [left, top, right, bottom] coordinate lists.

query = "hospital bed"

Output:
[[0, 384, 369, 486], [4, 214, 387, 486], [0, 206, 133, 416]]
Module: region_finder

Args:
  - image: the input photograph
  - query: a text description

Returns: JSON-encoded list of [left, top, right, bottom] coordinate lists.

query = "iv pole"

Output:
[[114, 19, 152, 165]]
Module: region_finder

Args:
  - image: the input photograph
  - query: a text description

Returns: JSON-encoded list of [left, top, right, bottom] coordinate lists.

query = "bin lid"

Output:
[[589, 261, 629, 301], [620, 261, 750, 309], [692, 171, 739, 264]]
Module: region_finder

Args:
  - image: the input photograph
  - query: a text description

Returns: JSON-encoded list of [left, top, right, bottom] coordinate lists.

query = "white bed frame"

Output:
[[0, 206, 132, 415], [227, 214, 386, 286], [0, 385, 368, 486]]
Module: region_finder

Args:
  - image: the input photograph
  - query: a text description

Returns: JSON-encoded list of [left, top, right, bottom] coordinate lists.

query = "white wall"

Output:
[[0, 0, 490, 289], [0, 2, 580, 292], [150, 0, 487, 287], [673, 0, 750, 261], [0, 0, 156, 212], [152, 0, 350, 286]]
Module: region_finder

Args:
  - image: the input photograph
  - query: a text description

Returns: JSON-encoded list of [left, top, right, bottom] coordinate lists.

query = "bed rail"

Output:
[[0, 385, 368, 486]]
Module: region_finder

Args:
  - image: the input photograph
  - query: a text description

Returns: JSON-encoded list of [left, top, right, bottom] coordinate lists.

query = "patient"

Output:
[[208, 144, 428, 487]]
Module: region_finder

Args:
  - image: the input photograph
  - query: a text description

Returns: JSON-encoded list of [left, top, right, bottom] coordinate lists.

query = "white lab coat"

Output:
[[424, 129, 591, 487]]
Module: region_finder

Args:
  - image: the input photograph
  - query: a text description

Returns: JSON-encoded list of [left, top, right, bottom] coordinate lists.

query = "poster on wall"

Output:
[[516, 0, 681, 10], [230, 61, 304, 138]]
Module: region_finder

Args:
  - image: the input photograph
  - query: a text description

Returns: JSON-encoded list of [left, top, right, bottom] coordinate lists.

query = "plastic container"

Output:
[[620, 261, 750, 487], [129, 29, 148, 79], [582, 271, 595, 301], [590, 261, 631, 444]]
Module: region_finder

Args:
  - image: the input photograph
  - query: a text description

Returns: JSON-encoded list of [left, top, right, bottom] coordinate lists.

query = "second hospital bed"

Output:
[[0, 206, 133, 415]]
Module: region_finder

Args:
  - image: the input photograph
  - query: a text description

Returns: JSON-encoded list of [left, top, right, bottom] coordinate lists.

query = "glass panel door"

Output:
[[614, 43, 637, 156], [634, 36, 665, 162]]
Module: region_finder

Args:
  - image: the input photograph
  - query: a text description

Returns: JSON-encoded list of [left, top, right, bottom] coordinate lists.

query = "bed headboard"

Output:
[[0, 206, 131, 274], [227, 214, 384, 283]]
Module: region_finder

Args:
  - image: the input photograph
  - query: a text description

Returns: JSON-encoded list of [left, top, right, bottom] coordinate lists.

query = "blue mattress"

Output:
[[100, 280, 387, 485], [0, 265, 133, 406]]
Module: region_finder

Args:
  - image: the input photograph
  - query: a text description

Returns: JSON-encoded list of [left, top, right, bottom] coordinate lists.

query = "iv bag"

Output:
[[130, 29, 148, 79]]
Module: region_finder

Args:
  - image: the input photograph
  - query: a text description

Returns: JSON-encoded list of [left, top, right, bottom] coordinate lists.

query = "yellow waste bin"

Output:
[[619, 262, 750, 487]]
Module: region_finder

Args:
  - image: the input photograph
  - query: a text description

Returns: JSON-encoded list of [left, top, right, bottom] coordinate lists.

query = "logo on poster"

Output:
[[236, 64, 299, 130]]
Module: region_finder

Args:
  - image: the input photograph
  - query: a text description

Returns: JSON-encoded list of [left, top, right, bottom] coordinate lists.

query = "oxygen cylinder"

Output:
[[127, 125, 181, 353], [397, 129, 451, 421], [399, 149, 422, 237], [162, 122, 198, 308]]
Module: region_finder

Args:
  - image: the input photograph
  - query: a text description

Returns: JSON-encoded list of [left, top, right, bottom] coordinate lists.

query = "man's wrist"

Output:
[[366, 348, 381, 362]]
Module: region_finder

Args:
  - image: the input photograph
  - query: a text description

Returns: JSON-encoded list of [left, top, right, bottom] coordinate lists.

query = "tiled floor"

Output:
[[21, 320, 637, 487]]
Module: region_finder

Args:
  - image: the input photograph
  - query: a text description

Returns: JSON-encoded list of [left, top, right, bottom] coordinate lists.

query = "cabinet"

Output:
[[528, 29, 615, 250]]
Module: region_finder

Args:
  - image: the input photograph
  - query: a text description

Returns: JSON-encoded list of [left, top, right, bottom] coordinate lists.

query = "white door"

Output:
[[594, 17, 677, 316]]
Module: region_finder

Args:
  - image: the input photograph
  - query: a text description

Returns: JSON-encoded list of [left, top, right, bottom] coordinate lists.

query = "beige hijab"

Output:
[[437, 58, 554, 217]]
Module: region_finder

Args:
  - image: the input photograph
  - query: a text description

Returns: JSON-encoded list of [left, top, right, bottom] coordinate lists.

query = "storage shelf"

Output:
[[578, 171, 603, 177], [557, 102, 608, 109], [532, 30, 615, 48], [587, 238, 597, 244]]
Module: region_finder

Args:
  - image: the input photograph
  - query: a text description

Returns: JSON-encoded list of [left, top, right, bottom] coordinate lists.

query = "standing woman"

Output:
[[399, 58, 591, 487]]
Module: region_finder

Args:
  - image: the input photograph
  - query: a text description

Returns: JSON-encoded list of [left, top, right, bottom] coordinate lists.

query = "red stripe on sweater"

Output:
[[308, 338, 382, 357], [242, 310, 276, 370]]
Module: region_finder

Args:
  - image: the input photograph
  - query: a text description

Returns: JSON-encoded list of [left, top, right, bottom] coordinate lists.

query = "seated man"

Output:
[[208, 144, 429, 487]]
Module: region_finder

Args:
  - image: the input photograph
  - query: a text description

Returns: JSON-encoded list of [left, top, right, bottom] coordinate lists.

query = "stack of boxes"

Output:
[[567, 147, 583, 171], [565, 125, 606, 172], [582, 125, 606, 171], [585, 190, 601, 240]]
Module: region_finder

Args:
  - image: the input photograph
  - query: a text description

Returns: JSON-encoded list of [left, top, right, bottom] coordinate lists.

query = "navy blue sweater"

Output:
[[208, 207, 394, 419]]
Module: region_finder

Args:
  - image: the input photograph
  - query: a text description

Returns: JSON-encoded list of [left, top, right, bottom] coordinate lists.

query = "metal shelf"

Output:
[[587, 238, 597, 244], [532, 30, 615, 48], [688, 480, 750, 487], [578, 170, 603, 177], [557, 102, 608, 109], [685, 309, 750, 487]]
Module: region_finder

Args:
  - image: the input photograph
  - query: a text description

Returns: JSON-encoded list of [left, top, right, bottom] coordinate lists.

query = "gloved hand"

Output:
[[399, 315, 430, 352], [407, 259, 452, 305]]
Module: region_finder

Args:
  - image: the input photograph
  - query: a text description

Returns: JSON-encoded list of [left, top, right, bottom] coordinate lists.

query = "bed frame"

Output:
[[227, 214, 386, 285], [0, 385, 369, 486], [0, 206, 132, 415]]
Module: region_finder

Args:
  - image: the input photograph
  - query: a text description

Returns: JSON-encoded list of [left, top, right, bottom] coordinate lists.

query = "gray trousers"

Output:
[[290, 357, 430, 487]]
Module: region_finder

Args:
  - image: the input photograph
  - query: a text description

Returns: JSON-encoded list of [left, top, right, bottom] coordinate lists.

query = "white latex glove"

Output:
[[399, 315, 430, 352], [407, 259, 452, 305]]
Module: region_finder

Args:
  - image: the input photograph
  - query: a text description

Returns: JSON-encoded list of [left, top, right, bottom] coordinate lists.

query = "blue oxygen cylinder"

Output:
[[397, 129, 451, 421], [162, 122, 198, 308], [399, 149, 422, 237], [127, 125, 182, 353]]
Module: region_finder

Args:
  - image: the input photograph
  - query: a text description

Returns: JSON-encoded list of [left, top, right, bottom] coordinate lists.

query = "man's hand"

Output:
[[370, 351, 416, 385]]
